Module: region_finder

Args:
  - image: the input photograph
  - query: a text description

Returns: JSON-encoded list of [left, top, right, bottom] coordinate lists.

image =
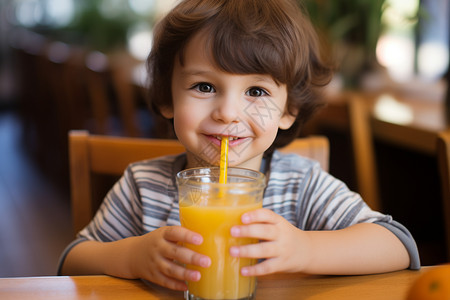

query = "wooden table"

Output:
[[0, 268, 428, 300]]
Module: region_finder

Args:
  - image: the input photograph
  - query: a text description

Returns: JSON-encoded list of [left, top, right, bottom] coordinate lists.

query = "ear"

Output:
[[278, 109, 297, 130], [160, 105, 174, 119]]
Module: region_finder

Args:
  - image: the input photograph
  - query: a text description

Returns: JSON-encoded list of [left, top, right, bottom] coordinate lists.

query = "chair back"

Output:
[[437, 130, 450, 261], [301, 92, 380, 211], [348, 93, 380, 211], [69, 130, 185, 234], [279, 136, 329, 172], [69, 130, 329, 234]]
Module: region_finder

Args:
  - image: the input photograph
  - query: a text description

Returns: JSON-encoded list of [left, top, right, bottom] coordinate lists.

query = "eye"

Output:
[[246, 87, 268, 97], [192, 82, 215, 93]]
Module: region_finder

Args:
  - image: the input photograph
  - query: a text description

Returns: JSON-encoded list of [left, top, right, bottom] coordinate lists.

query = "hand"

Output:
[[229, 208, 310, 276], [130, 226, 211, 291]]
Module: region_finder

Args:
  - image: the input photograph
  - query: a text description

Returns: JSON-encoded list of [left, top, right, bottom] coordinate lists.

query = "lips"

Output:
[[214, 135, 239, 141], [204, 134, 248, 147]]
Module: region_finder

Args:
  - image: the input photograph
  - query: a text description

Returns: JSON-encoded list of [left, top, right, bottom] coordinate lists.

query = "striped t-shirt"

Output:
[[59, 151, 420, 270]]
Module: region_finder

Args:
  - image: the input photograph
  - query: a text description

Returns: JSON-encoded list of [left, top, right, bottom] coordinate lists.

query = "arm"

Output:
[[60, 226, 211, 291], [301, 222, 410, 274], [230, 209, 410, 276]]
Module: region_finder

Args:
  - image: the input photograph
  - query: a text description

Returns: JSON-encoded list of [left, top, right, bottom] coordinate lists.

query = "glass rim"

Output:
[[176, 166, 266, 189]]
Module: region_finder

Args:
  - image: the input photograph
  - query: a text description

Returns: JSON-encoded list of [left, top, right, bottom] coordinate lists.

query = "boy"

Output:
[[59, 0, 420, 291]]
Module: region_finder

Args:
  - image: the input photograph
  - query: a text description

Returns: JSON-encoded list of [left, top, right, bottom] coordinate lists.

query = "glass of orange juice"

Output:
[[177, 167, 266, 300]]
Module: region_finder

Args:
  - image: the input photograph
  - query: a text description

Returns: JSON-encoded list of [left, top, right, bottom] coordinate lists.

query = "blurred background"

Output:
[[0, 0, 448, 276]]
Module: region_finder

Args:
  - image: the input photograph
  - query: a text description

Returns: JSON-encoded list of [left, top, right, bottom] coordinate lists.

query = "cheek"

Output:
[[258, 122, 279, 147], [244, 100, 284, 132], [173, 109, 197, 134]]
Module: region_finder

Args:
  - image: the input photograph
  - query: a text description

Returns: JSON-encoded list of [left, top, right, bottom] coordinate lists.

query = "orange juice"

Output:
[[177, 167, 266, 300], [180, 196, 262, 300]]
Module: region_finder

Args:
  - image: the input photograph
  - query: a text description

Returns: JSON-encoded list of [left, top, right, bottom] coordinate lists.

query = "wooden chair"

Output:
[[279, 136, 329, 172], [85, 51, 147, 137], [84, 51, 115, 135], [437, 130, 450, 261], [69, 130, 186, 234], [348, 93, 380, 211], [108, 52, 143, 138], [303, 91, 380, 211], [69, 130, 329, 234]]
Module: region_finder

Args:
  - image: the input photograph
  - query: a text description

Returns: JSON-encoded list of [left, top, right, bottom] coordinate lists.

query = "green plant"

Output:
[[303, 0, 385, 58], [301, 0, 386, 87], [61, 0, 135, 51], [28, 0, 153, 52]]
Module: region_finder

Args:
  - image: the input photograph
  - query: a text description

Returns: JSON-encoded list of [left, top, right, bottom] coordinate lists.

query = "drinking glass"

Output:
[[177, 167, 266, 300]]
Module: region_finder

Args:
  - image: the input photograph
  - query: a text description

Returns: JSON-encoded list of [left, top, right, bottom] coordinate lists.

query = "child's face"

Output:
[[164, 32, 296, 171]]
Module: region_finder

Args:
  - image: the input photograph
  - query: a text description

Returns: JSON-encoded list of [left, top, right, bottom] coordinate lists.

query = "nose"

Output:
[[211, 93, 240, 124]]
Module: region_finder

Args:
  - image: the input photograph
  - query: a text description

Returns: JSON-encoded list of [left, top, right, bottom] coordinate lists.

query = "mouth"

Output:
[[214, 135, 239, 141], [205, 134, 247, 147]]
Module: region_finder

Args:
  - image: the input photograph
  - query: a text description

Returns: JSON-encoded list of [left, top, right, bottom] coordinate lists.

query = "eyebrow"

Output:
[[180, 69, 281, 87], [253, 75, 280, 87], [180, 69, 214, 77]]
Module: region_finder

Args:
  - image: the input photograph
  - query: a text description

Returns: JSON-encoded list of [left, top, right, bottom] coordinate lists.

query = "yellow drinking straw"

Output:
[[219, 137, 229, 184]]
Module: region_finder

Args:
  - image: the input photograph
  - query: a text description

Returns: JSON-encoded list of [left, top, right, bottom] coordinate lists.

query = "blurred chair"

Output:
[[303, 92, 380, 211], [84, 51, 116, 135], [44, 41, 91, 139], [69, 130, 329, 234], [348, 93, 380, 211], [437, 130, 450, 261], [38, 41, 91, 189], [69, 130, 186, 234], [9, 29, 52, 162], [108, 52, 143, 137], [47, 42, 90, 132], [85, 51, 150, 137], [279, 135, 329, 172]]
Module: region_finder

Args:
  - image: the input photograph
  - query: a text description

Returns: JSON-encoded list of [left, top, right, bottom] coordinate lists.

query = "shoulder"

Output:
[[264, 150, 324, 203], [126, 153, 186, 178], [269, 150, 322, 178], [129, 153, 185, 170], [266, 150, 349, 205], [120, 153, 186, 194]]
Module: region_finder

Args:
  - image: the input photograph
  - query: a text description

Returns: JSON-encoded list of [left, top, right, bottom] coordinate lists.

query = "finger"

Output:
[[140, 255, 191, 291], [240, 258, 280, 277], [165, 244, 211, 268], [160, 257, 202, 283], [163, 226, 203, 245], [230, 241, 277, 259], [155, 273, 189, 291], [241, 208, 279, 224], [147, 263, 190, 291], [231, 223, 277, 240]]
